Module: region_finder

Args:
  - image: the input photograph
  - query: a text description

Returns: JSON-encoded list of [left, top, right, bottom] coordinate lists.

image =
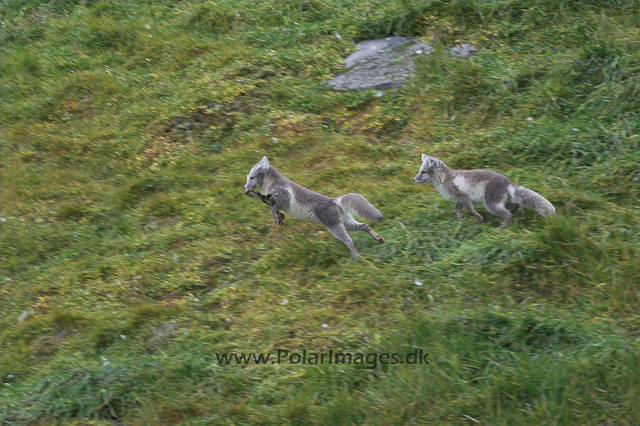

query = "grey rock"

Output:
[[450, 43, 478, 58], [328, 36, 433, 91]]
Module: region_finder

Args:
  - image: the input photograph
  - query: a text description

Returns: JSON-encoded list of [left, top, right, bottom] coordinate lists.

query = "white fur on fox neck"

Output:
[[260, 171, 278, 193]]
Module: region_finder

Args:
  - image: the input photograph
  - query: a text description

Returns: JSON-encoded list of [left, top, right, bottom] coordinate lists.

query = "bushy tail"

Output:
[[336, 193, 384, 222], [510, 186, 555, 218]]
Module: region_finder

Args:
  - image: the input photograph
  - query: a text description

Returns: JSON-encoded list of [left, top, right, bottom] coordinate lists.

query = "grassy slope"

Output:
[[1, 0, 639, 424]]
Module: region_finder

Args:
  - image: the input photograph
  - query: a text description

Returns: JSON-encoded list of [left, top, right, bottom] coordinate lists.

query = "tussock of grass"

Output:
[[1, 0, 639, 424]]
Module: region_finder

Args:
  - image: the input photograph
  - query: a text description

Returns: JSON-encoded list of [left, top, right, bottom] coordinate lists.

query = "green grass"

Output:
[[1, 0, 639, 424]]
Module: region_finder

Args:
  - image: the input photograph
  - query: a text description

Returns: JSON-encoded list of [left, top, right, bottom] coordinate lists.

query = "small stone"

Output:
[[526, 117, 533, 121], [334, 32, 341, 39], [322, 324, 328, 329], [272, 137, 278, 143], [414, 279, 423, 286], [120, 335, 127, 340], [375, 91, 384, 97], [145, 24, 151, 30], [281, 298, 288, 305], [572, 128, 579, 131], [172, 254, 178, 262], [226, 318, 231, 323], [145, 58, 150, 62], [18, 311, 28, 324], [450, 43, 478, 57]]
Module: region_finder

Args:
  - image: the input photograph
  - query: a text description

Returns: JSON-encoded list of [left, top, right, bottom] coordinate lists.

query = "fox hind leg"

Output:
[[344, 216, 385, 244], [506, 202, 519, 214], [318, 206, 359, 258], [485, 201, 513, 227], [326, 223, 359, 258]]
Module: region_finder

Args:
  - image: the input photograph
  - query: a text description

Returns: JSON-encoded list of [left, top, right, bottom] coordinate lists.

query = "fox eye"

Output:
[[250, 177, 255, 180]]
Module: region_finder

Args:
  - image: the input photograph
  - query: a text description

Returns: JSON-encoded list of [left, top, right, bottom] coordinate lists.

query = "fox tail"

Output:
[[509, 185, 555, 218], [336, 193, 384, 222]]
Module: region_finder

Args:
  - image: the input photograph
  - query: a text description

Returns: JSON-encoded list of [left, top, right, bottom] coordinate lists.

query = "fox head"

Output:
[[413, 154, 443, 183], [244, 156, 270, 190]]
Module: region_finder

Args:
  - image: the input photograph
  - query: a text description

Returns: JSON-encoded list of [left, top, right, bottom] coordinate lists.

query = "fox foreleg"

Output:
[[245, 188, 286, 225], [267, 187, 289, 227], [459, 197, 484, 223]]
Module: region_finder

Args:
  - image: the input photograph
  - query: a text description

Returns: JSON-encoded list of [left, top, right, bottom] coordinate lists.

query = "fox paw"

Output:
[[275, 212, 285, 226], [376, 235, 386, 244], [474, 213, 484, 223]]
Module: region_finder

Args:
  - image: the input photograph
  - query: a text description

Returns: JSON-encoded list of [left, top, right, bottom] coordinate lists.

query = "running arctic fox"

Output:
[[244, 156, 385, 258], [413, 154, 555, 226]]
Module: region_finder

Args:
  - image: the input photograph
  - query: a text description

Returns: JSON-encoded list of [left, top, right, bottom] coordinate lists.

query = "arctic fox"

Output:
[[244, 156, 385, 258], [413, 154, 555, 226]]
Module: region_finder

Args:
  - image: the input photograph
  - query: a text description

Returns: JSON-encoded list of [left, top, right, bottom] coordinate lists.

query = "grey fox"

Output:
[[244, 156, 385, 258], [413, 154, 555, 226]]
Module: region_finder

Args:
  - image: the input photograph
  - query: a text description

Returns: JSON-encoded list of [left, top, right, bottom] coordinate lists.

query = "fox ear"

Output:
[[421, 154, 429, 163], [258, 156, 270, 170]]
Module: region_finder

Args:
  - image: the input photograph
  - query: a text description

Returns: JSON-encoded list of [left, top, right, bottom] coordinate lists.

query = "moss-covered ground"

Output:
[[1, 1, 639, 424]]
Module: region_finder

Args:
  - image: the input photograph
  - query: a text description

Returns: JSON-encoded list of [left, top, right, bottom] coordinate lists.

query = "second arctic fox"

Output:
[[244, 156, 385, 258], [413, 154, 555, 226]]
